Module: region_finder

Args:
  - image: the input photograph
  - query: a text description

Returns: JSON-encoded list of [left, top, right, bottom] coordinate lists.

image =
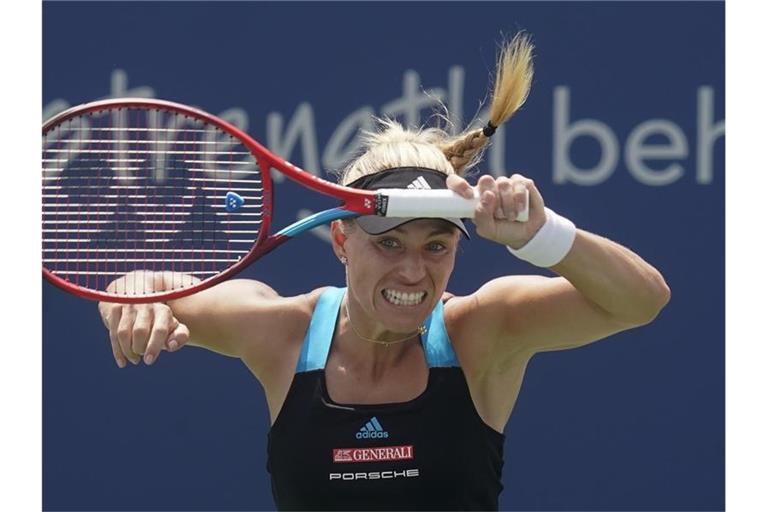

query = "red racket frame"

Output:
[[42, 98, 377, 302]]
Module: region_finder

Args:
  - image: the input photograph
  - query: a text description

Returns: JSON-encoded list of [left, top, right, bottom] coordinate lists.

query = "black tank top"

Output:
[[267, 287, 504, 510]]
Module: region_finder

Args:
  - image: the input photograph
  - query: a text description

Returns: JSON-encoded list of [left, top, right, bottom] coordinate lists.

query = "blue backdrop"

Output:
[[43, 2, 724, 510]]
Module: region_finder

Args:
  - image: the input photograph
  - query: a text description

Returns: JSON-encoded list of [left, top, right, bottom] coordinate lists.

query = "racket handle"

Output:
[[378, 188, 529, 222]]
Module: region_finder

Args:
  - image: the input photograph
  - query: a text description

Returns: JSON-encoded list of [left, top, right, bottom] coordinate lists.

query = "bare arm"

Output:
[[97, 271, 302, 377], [447, 231, 669, 432], [446, 172, 669, 356], [552, 230, 670, 326], [471, 230, 670, 356]]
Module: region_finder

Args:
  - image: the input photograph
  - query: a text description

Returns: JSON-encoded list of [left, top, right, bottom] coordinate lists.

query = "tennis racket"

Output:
[[42, 98, 528, 303]]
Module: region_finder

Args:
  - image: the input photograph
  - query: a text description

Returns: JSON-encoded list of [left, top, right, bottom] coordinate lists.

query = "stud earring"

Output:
[[340, 256, 347, 265]]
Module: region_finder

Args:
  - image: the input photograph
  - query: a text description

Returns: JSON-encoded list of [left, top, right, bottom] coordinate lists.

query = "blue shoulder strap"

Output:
[[295, 287, 345, 373], [422, 299, 459, 368]]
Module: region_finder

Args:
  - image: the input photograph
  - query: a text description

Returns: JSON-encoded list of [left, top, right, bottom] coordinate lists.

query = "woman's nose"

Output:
[[397, 251, 427, 282]]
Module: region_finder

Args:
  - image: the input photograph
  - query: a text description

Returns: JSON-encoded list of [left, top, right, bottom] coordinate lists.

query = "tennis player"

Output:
[[98, 34, 670, 510]]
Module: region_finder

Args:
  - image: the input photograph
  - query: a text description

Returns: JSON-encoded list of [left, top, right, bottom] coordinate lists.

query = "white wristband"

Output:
[[507, 207, 576, 267]]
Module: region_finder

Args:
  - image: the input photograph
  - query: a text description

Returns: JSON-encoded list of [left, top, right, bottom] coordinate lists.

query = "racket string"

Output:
[[42, 105, 266, 296]]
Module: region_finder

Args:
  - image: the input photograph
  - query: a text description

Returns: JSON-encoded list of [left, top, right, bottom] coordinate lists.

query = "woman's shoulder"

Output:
[[440, 290, 471, 324], [440, 287, 508, 370], [441, 278, 538, 372], [440, 291, 473, 350], [219, 284, 336, 347], [273, 286, 340, 327], [441, 276, 536, 331], [294, 286, 340, 311], [239, 286, 336, 386]]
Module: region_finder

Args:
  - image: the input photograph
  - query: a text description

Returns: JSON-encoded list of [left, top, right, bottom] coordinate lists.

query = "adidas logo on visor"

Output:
[[406, 176, 431, 190], [356, 416, 389, 439]]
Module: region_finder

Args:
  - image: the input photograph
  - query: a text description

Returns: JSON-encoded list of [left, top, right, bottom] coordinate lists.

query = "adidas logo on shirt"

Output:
[[356, 416, 389, 439], [406, 177, 431, 190]]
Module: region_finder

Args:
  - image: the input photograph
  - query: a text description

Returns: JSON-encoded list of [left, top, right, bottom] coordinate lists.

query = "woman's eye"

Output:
[[427, 242, 447, 252], [379, 238, 400, 249]]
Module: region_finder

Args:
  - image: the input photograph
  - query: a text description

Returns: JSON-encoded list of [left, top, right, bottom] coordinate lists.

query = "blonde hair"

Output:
[[338, 32, 534, 186]]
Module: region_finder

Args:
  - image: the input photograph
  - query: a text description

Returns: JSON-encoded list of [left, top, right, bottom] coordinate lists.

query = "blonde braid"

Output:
[[441, 130, 488, 175], [441, 32, 535, 175]]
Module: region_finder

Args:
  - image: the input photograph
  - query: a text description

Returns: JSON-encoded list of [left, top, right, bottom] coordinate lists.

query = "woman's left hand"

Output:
[[446, 173, 547, 249]]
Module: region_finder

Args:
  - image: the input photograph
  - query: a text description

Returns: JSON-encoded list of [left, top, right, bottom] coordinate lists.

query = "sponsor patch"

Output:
[[333, 445, 414, 463], [356, 416, 389, 439], [329, 468, 420, 481]]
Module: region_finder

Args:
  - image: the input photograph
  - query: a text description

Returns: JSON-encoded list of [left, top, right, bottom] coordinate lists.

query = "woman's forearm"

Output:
[[550, 230, 671, 325], [105, 270, 200, 296]]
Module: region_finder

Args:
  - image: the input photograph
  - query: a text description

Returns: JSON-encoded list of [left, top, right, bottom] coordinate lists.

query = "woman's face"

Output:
[[342, 219, 461, 334]]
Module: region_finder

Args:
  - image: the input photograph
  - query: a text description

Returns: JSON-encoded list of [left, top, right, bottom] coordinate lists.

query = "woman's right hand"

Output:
[[97, 302, 190, 367]]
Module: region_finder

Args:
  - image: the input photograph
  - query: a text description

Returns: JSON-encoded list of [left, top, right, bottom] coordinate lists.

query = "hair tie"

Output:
[[482, 121, 497, 137]]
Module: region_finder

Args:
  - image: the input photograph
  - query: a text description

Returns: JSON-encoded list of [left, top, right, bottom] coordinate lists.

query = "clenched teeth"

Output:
[[382, 289, 426, 306]]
